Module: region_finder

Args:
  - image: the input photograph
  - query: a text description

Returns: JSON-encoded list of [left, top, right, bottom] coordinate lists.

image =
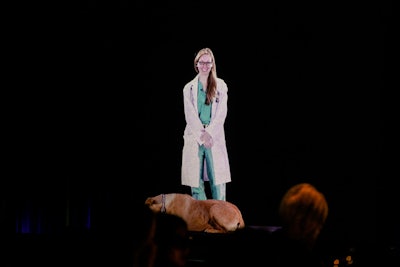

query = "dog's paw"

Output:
[[204, 228, 227, 234]]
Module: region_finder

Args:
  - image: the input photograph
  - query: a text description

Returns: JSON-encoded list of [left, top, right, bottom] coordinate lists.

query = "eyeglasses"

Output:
[[198, 61, 213, 67]]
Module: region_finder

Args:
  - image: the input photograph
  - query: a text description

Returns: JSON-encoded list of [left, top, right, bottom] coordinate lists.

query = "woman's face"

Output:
[[197, 54, 213, 74]]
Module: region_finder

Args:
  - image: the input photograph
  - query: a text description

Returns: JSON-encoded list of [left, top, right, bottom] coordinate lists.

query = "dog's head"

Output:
[[145, 194, 167, 213]]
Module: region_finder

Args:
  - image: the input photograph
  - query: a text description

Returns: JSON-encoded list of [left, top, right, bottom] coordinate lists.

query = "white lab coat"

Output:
[[181, 75, 232, 187]]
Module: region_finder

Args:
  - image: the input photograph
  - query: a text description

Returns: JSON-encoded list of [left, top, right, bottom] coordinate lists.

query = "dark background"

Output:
[[3, 0, 391, 248]]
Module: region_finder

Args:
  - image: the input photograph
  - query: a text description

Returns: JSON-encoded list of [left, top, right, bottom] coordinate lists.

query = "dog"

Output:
[[145, 193, 245, 233]]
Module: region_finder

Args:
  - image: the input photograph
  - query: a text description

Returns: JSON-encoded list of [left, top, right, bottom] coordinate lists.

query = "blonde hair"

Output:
[[194, 47, 218, 105], [279, 183, 328, 249]]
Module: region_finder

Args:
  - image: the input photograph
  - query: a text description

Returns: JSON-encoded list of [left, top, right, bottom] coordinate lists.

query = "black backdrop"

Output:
[[4, 1, 390, 246]]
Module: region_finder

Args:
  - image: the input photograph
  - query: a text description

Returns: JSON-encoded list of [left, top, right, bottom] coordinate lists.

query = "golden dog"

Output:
[[145, 193, 245, 233]]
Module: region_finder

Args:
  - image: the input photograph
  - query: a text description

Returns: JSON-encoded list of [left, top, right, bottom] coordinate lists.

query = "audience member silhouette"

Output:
[[272, 182, 329, 267], [133, 208, 191, 267], [132, 204, 158, 267], [152, 212, 191, 267]]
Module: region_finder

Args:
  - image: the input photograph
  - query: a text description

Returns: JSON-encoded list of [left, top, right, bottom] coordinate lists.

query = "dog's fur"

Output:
[[145, 193, 245, 233]]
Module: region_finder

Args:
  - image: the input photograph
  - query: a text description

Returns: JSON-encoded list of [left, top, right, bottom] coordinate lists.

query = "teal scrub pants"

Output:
[[191, 145, 226, 200]]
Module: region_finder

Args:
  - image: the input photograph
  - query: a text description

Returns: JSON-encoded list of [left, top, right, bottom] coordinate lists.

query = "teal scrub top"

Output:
[[197, 82, 212, 125]]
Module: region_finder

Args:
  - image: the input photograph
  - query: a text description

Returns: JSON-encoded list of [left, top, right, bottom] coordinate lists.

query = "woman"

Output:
[[181, 47, 231, 201]]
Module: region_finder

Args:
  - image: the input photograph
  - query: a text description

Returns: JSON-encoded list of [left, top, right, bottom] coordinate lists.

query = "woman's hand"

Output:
[[200, 131, 213, 148]]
